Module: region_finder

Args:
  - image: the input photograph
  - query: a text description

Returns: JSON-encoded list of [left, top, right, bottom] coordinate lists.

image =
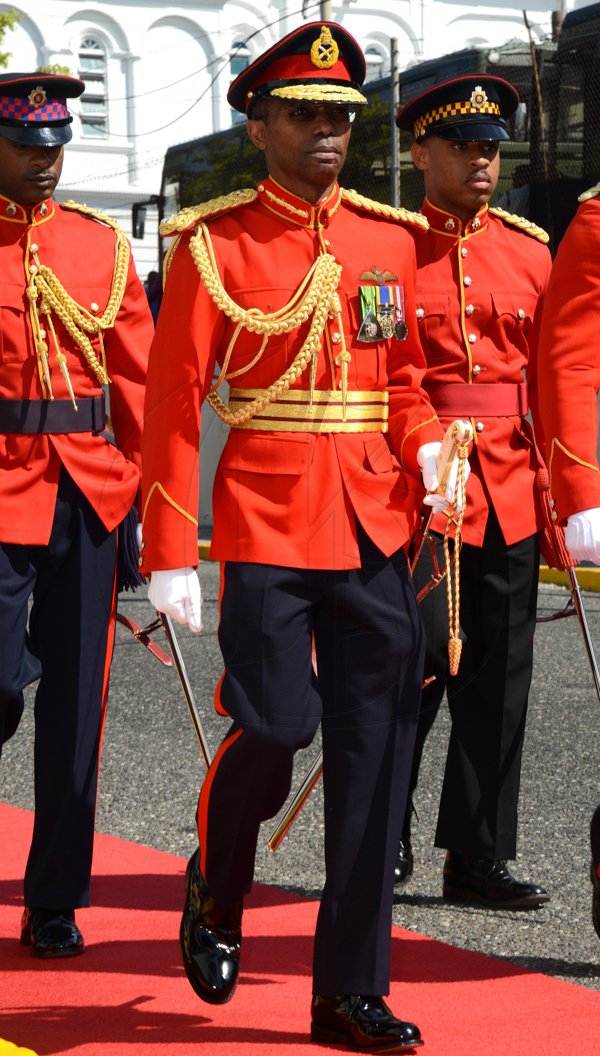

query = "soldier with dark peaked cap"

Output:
[[392, 76, 552, 909], [0, 74, 153, 956], [140, 21, 467, 1052]]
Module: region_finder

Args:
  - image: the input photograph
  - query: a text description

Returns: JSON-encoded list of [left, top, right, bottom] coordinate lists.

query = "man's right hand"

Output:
[[565, 508, 600, 566], [148, 568, 203, 633]]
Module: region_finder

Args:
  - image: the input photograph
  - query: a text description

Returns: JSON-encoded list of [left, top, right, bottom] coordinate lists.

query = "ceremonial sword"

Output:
[[267, 419, 473, 852]]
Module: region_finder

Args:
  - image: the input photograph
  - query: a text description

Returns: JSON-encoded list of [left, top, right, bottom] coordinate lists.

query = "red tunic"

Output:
[[537, 194, 600, 522], [0, 196, 152, 544], [414, 199, 552, 546], [140, 179, 443, 573]]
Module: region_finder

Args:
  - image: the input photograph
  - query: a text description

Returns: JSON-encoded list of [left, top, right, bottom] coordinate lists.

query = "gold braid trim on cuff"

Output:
[[189, 223, 343, 426], [28, 202, 131, 396]]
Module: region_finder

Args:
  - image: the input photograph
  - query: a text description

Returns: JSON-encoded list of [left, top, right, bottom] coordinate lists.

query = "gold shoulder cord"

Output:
[[27, 201, 130, 406], [188, 222, 342, 426], [489, 206, 550, 244], [341, 188, 429, 230]]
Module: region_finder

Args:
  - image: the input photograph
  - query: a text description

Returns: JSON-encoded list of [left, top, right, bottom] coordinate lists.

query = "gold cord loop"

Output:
[[188, 223, 343, 426]]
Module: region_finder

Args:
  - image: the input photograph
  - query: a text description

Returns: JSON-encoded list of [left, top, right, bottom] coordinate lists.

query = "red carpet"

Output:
[[0, 802, 598, 1055]]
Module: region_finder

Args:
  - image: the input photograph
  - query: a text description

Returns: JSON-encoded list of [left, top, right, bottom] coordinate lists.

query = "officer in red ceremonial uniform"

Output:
[[0, 74, 152, 956], [140, 22, 467, 1052], [536, 184, 600, 941], [393, 76, 552, 907]]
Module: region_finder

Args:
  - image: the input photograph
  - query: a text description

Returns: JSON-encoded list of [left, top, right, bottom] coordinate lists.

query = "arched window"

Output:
[[230, 40, 250, 78], [230, 41, 250, 125], [365, 45, 385, 83], [78, 37, 108, 138]]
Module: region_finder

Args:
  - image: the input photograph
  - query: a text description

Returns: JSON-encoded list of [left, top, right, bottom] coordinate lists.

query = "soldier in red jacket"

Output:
[[537, 186, 600, 940], [394, 77, 551, 908], [0, 74, 152, 956], [140, 22, 465, 1052]]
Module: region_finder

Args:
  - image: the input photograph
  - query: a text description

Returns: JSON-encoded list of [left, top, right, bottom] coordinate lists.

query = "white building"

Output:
[[2, 0, 581, 273]]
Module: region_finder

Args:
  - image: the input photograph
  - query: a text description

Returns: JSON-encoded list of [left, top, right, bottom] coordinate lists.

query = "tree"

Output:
[[0, 9, 19, 69]]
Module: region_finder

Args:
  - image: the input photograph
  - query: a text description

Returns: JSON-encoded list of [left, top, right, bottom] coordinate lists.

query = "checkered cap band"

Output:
[[414, 98, 501, 139], [0, 95, 70, 122]]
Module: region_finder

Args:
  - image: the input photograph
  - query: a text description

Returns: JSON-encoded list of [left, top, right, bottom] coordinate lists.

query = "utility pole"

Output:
[[390, 38, 400, 207]]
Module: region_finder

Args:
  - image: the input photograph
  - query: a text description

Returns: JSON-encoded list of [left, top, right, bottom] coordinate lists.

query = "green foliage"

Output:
[[0, 8, 19, 69], [37, 63, 72, 75]]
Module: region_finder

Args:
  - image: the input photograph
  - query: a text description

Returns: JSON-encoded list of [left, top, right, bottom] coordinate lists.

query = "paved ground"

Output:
[[1, 565, 599, 993]]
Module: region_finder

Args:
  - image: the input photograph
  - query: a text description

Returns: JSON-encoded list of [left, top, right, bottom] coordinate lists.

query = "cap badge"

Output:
[[470, 86, 488, 110], [445, 218, 456, 231], [310, 26, 339, 70], [28, 85, 48, 109]]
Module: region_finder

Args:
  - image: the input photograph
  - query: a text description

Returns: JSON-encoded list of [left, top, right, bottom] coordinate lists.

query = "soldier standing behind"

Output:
[[140, 21, 467, 1053], [0, 74, 152, 956], [536, 184, 600, 941], [393, 76, 552, 908]]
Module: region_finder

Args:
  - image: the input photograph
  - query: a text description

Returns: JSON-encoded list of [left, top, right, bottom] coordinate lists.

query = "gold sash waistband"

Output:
[[227, 388, 389, 433]]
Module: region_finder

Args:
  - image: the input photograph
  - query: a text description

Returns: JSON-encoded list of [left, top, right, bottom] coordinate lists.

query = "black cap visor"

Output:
[[0, 119, 72, 146], [421, 117, 510, 142]]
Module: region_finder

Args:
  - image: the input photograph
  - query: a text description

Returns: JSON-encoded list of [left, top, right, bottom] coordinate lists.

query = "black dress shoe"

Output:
[[180, 848, 242, 1005], [394, 839, 413, 886], [591, 860, 600, 940], [443, 851, 550, 909], [20, 907, 84, 958], [311, 995, 423, 1052]]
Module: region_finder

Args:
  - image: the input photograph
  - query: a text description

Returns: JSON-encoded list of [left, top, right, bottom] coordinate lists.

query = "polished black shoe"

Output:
[[20, 907, 84, 958], [591, 860, 600, 940], [311, 995, 422, 1052], [180, 848, 242, 1005], [394, 839, 414, 886], [443, 851, 550, 909]]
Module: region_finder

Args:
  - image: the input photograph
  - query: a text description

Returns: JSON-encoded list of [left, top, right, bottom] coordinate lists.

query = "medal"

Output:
[[357, 283, 408, 342]]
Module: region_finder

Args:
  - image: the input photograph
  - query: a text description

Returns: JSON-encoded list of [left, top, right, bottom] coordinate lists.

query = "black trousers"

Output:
[[0, 471, 116, 908], [198, 525, 425, 995], [409, 507, 539, 859]]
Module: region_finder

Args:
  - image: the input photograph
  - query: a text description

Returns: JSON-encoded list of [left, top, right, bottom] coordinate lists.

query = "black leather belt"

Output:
[[0, 395, 106, 434]]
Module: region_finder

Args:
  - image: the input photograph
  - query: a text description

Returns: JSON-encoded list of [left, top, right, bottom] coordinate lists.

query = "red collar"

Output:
[[256, 177, 342, 229], [421, 198, 489, 238], [0, 193, 55, 225]]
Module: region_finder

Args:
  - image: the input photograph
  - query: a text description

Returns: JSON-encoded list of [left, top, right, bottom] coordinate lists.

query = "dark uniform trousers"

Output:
[[410, 506, 539, 859], [197, 524, 425, 996], [0, 469, 116, 908]]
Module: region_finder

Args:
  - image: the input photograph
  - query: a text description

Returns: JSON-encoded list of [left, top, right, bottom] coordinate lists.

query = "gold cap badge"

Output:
[[28, 85, 47, 108], [470, 86, 488, 110], [310, 26, 339, 69]]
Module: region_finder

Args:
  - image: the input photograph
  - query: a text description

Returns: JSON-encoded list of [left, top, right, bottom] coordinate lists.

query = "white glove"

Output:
[[136, 522, 143, 550], [565, 508, 600, 565], [417, 441, 470, 513], [148, 567, 203, 633]]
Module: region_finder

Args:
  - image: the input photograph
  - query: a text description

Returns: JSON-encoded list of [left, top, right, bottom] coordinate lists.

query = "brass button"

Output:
[[476, 421, 484, 433], [90, 302, 99, 312], [416, 307, 425, 319], [331, 332, 342, 344], [468, 334, 477, 344], [461, 247, 468, 257], [473, 364, 481, 375], [465, 304, 474, 316], [30, 242, 39, 254], [463, 276, 472, 287]]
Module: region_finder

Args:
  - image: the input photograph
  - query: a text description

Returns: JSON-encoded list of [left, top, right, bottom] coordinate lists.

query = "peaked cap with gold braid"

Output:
[[227, 22, 367, 115]]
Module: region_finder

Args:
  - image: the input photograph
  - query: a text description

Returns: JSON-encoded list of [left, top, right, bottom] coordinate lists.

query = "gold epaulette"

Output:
[[489, 206, 550, 244], [160, 189, 258, 236], [341, 188, 429, 230], [60, 199, 124, 234], [578, 182, 600, 203]]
